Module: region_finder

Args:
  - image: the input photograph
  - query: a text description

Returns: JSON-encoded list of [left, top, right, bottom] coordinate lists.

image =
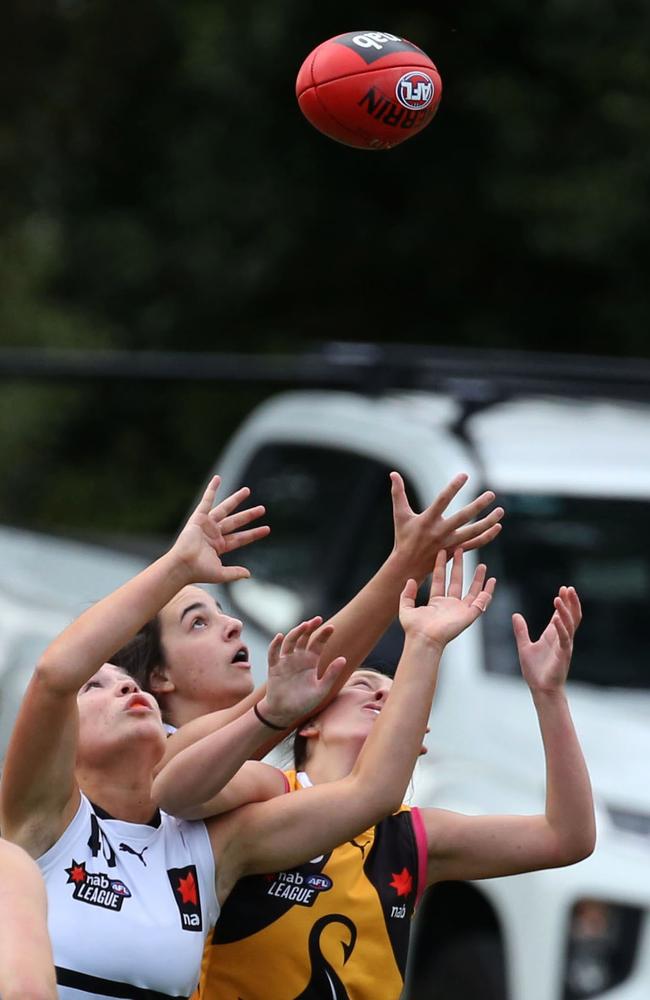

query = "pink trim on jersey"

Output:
[[281, 771, 291, 794], [410, 807, 429, 908]]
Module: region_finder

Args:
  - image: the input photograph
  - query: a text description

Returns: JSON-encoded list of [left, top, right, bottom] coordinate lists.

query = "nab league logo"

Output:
[[395, 71, 434, 111], [167, 865, 203, 932], [65, 860, 132, 911], [265, 869, 333, 907]]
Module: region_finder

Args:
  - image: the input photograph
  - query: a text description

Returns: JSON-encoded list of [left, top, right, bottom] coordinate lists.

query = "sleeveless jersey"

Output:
[[38, 793, 220, 1000], [196, 770, 428, 1000]]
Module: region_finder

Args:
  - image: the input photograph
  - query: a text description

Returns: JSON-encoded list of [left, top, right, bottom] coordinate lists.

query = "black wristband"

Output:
[[253, 703, 286, 731]]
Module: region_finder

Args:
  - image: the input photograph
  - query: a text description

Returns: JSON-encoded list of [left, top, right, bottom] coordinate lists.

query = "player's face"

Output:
[[313, 670, 393, 748], [76, 663, 165, 762], [157, 585, 254, 711]]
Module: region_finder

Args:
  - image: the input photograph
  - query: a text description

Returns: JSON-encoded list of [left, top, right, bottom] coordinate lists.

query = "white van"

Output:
[[0, 526, 146, 760], [1, 348, 649, 999], [207, 386, 650, 1000]]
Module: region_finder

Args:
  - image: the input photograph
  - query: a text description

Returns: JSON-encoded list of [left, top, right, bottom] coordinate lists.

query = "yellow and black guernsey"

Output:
[[196, 771, 427, 1000]]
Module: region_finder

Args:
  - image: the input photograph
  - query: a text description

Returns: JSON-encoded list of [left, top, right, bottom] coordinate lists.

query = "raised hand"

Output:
[[259, 618, 348, 728], [399, 548, 496, 651], [390, 472, 503, 583], [513, 586, 582, 693], [171, 475, 270, 585]]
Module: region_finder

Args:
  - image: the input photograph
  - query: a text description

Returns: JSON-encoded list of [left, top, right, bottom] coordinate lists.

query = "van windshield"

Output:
[[482, 494, 649, 689]]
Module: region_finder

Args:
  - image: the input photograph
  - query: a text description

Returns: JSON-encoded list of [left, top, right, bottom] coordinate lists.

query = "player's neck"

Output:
[[79, 773, 157, 823], [77, 759, 159, 825], [164, 690, 240, 729], [301, 739, 363, 785]]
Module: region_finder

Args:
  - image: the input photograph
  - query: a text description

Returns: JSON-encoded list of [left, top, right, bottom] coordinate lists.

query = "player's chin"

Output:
[[122, 709, 164, 736], [213, 669, 255, 706], [230, 666, 255, 692]]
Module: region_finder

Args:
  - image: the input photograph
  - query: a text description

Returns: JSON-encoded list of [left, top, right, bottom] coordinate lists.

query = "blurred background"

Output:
[[3, 5, 650, 999], [2, 0, 650, 542]]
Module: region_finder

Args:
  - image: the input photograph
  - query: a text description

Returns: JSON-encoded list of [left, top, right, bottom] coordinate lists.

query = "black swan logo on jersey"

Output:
[[65, 860, 132, 911], [335, 31, 425, 65], [292, 914, 357, 1000], [167, 865, 202, 932]]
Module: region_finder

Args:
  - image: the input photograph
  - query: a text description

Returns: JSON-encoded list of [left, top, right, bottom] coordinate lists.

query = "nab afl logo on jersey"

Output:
[[395, 71, 434, 110], [265, 869, 333, 907], [65, 860, 132, 911], [167, 865, 203, 932]]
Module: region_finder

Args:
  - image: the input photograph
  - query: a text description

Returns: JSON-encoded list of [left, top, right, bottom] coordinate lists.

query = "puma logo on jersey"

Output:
[[65, 860, 132, 911], [349, 839, 366, 858], [119, 842, 149, 866]]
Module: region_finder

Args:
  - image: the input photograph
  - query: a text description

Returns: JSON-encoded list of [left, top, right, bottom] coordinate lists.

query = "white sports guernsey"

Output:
[[38, 793, 219, 1000]]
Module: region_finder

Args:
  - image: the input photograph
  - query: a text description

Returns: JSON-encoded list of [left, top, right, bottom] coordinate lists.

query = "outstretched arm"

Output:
[[421, 586, 596, 884], [310, 472, 503, 681], [210, 551, 496, 903], [0, 476, 268, 855], [158, 473, 503, 766], [0, 839, 57, 1000]]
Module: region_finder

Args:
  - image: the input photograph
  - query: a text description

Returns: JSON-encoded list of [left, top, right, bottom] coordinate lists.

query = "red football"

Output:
[[296, 30, 442, 150]]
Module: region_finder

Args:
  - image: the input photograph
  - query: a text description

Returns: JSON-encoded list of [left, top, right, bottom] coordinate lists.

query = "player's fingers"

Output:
[[281, 621, 308, 657], [400, 578, 418, 610], [211, 485, 251, 520], [218, 565, 251, 583], [295, 617, 324, 650], [564, 585, 582, 628], [216, 504, 266, 533], [448, 548, 464, 599], [423, 473, 469, 521], [511, 611, 530, 649], [451, 505, 504, 543], [471, 578, 495, 615], [222, 525, 271, 552], [552, 612, 571, 649], [460, 522, 502, 552], [306, 623, 335, 657], [390, 471, 413, 519], [429, 550, 447, 599], [318, 656, 347, 692], [267, 633, 284, 668], [465, 563, 487, 602], [193, 475, 221, 516], [442, 490, 497, 532], [554, 595, 575, 639]]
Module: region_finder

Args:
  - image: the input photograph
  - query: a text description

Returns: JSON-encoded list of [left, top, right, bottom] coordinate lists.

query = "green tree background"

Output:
[[2, 0, 649, 537]]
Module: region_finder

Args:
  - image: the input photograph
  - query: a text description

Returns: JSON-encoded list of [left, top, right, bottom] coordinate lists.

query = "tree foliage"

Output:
[[1, 0, 649, 533]]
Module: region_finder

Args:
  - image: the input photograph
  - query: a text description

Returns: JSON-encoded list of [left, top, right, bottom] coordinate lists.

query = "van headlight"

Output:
[[563, 898, 643, 998]]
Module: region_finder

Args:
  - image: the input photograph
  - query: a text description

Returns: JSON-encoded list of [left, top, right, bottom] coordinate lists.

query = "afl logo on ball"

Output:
[[395, 71, 434, 110]]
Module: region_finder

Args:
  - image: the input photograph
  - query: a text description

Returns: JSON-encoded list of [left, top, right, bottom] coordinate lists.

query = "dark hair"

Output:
[[291, 662, 392, 771], [111, 616, 165, 693]]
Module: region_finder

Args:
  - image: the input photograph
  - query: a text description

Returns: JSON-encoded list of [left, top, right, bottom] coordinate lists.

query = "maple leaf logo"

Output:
[[389, 868, 413, 897], [177, 870, 198, 905], [65, 860, 87, 885]]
